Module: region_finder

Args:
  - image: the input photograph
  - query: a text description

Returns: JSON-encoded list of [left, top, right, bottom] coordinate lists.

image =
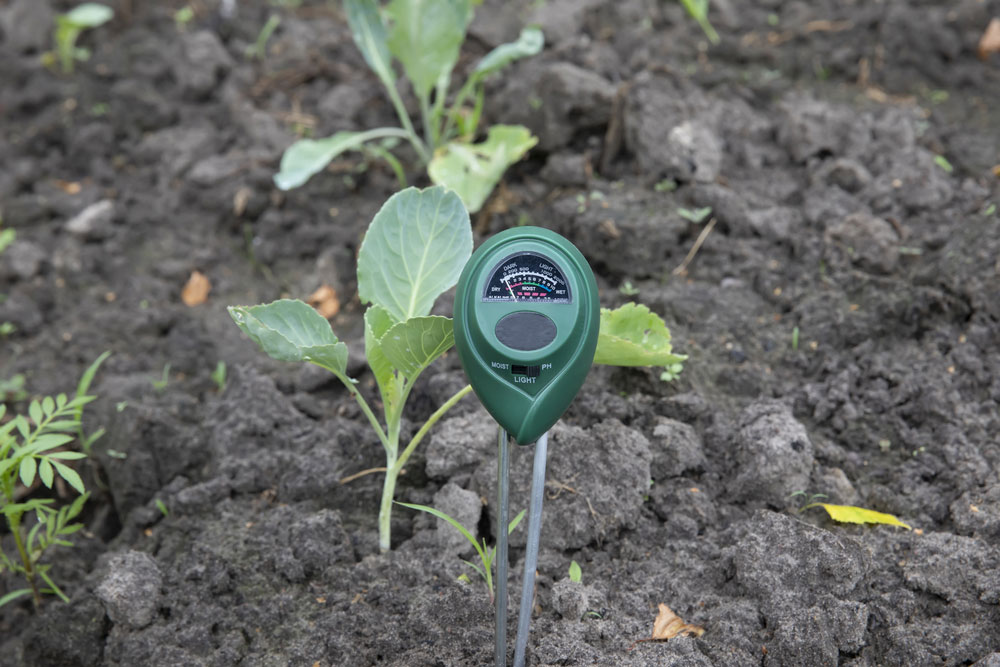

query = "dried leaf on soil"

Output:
[[308, 285, 340, 319], [54, 180, 82, 194], [633, 603, 705, 648], [977, 18, 1000, 60], [181, 271, 211, 306], [804, 503, 911, 530]]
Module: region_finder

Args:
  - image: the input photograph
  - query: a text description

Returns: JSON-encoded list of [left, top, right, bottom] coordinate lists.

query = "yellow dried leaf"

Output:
[[651, 603, 705, 640], [233, 186, 252, 216], [54, 179, 82, 194], [977, 18, 1000, 60], [804, 503, 911, 530], [181, 270, 211, 306], [307, 284, 340, 319], [631, 603, 705, 650]]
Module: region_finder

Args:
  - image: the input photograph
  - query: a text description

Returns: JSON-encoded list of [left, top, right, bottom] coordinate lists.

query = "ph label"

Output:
[[541, 363, 553, 370]]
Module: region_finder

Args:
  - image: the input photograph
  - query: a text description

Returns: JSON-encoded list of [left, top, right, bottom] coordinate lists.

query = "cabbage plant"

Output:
[[274, 0, 543, 213], [229, 187, 685, 552]]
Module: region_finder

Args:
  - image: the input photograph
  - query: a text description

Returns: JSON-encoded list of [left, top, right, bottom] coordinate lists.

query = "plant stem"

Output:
[[376, 384, 473, 552], [362, 145, 407, 189], [351, 127, 420, 144], [57, 26, 81, 74], [8, 513, 40, 608], [441, 76, 478, 143], [383, 82, 431, 164], [377, 394, 403, 553], [430, 73, 450, 149], [418, 91, 435, 152], [378, 452, 398, 553]]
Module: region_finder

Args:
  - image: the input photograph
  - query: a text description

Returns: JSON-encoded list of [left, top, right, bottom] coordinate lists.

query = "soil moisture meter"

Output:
[[454, 227, 599, 667], [454, 227, 600, 444]]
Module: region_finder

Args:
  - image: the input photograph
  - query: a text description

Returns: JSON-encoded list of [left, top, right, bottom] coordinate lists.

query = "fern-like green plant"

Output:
[[0, 356, 106, 609]]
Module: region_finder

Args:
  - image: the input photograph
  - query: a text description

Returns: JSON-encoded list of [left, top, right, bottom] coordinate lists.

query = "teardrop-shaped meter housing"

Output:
[[454, 227, 599, 445]]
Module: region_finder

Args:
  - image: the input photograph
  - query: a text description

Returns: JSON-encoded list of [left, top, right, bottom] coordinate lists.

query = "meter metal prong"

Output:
[[454, 227, 599, 667], [453, 227, 600, 446]]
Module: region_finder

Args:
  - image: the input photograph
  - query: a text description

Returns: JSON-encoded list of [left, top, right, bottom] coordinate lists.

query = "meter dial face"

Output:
[[482, 252, 572, 304]]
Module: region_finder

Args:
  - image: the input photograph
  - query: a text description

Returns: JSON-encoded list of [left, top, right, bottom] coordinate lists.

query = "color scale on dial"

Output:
[[482, 252, 572, 304]]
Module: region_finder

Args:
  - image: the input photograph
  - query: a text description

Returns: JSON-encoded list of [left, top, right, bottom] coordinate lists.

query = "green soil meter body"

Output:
[[454, 227, 600, 445]]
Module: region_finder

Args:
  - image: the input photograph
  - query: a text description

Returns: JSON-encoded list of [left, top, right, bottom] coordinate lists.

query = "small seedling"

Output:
[[398, 501, 525, 601], [0, 323, 15, 337], [0, 375, 28, 402], [155, 499, 169, 517], [878, 438, 891, 452], [981, 202, 996, 217], [0, 225, 14, 254], [246, 14, 281, 60], [660, 363, 684, 382], [568, 560, 582, 583], [791, 326, 799, 351], [274, 0, 545, 212], [927, 89, 949, 104], [151, 364, 170, 392], [211, 361, 227, 393], [43, 3, 114, 74], [790, 491, 828, 511], [654, 178, 677, 193], [618, 281, 639, 296], [0, 357, 105, 608], [933, 155, 954, 173], [174, 5, 195, 30], [231, 187, 475, 552], [231, 188, 686, 551], [677, 206, 713, 224], [677, 0, 719, 44], [575, 190, 607, 213]]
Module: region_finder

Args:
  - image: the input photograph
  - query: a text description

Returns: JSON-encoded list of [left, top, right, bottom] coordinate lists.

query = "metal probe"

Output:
[[495, 429, 511, 667], [513, 432, 548, 667]]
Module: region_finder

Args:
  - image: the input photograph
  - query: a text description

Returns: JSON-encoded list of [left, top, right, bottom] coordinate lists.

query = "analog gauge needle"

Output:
[[505, 278, 516, 300]]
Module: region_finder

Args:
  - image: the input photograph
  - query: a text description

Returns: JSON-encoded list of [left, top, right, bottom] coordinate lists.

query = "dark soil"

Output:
[[2, 0, 1000, 665]]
